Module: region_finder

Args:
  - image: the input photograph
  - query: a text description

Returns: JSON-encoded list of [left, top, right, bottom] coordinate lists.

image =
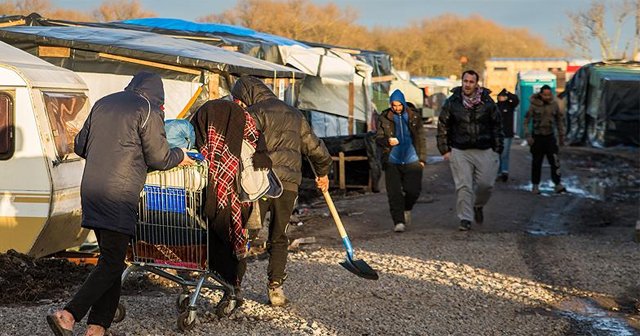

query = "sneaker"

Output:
[[554, 184, 567, 193], [267, 283, 288, 306], [459, 220, 472, 231], [532, 184, 541, 194], [473, 207, 484, 225], [394, 223, 406, 233], [404, 211, 412, 226], [501, 173, 509, 182]]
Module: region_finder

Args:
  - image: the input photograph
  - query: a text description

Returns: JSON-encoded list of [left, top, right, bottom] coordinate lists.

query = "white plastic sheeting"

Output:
[[77, 72, 202, 119]]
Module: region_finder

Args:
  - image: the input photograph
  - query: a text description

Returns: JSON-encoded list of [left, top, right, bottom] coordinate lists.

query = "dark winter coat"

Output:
[[496, 91, 520, 138], [523, 94, 565, 138], [375, 106, 426, 166], [436, 87, 504, 155], [231, 76, 332, 191], [74, 72, 183, 236]]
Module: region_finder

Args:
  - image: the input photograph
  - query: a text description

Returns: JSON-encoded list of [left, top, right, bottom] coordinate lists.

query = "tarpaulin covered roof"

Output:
[[0, 40, 86, 90], [0, 26, 304, 79], [123, 18, 309, 48]]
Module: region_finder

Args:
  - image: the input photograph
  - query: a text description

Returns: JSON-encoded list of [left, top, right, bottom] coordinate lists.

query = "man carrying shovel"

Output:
[[231, 76, 332, 306]]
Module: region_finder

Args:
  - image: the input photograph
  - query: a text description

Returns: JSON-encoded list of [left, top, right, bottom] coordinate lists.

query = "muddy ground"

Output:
[[0, 128, 638, 335]]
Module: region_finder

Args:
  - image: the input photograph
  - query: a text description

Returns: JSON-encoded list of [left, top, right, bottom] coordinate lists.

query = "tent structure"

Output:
[[563, 61, 640, 147], [0, 21, 303, 120], [11, 15, 373, 136]]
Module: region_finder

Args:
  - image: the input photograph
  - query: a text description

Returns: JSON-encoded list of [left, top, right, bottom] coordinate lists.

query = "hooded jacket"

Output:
[[376, 90, 425, 165], [496, 89, 520, 138], [74, 72, 183, 236], [231, 76, 332, 191], [436, 86, 504, 155], [523, 93, 565, 138]]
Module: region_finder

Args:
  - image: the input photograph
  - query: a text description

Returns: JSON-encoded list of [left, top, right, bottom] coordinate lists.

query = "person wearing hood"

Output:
[[376, 89, 426, 233], [47, 72, 193, 336], [523, 85, 566, 194], [231, 76, 332, 306], [190, 99, 271, 313], [436, 70, 503, 231], [496, 88, 520, 182]]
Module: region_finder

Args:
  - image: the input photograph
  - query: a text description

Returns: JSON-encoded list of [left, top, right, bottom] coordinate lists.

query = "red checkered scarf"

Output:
[[200, 111, 261, 259]]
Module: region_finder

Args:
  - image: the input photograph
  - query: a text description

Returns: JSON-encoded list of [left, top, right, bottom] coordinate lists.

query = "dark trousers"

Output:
[[530, 135, 561, 185], [258, 190, 298, 285], [385, 162, 423, 225], [208, 210, 247, 289], [65, 229, 129, 329]]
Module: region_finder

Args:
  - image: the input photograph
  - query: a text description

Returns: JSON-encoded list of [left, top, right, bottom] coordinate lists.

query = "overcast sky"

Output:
[[52, 0, 636, 59]]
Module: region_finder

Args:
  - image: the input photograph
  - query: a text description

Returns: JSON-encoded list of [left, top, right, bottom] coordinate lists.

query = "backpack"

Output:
[[238, 140, 271, 202]]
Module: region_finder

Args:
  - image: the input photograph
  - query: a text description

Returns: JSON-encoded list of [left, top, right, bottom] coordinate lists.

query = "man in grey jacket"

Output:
[[232, 76, 332, 306], [47, 72, 192, 336]]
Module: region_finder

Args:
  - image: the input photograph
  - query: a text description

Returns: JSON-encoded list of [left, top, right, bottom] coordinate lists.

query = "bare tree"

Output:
[[564, 0, 637, 60], [0, 0, 52, 15], [93, 0, 156, 22]]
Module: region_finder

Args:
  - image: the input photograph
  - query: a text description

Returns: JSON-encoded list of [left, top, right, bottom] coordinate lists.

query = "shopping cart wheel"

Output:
[[113, 303, 126, 323], [215, 298, 239, 318], [176, 293, 191, 313], [177, 311, 197, 331]]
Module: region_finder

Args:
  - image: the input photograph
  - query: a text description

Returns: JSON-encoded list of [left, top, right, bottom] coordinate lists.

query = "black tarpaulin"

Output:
[[0, 26, 304, 79]]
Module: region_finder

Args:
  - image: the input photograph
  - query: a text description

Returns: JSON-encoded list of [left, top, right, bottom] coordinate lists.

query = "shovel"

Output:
[[306, 157, 379, 280], [321, 190, 379, 280]]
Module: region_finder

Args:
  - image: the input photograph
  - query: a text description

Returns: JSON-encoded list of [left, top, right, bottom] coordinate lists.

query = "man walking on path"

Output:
[[523, 85, 566, 194], [46, 72, 192, 336], [231, 76, 332, 307], [376, 89, 426, 233], [496, 88, 519, 182], [436, 70, 503, 231]]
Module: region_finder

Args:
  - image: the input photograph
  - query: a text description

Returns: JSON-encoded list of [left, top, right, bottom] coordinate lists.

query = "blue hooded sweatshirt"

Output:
[[388, 90, 419, 165]]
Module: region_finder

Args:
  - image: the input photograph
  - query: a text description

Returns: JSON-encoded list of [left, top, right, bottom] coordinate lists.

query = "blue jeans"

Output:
[[499, 137, 513, 174]]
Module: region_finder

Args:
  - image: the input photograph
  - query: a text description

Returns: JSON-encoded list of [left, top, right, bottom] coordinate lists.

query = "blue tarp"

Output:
[[122, 18, 310, 48]]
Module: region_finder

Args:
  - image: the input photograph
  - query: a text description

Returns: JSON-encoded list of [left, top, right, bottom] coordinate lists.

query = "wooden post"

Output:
[[207, 73, 220, 100], [339, 152, 346, 190], [348, 82, 354, 135]]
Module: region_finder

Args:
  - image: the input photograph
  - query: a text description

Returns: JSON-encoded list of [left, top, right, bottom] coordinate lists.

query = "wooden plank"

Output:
[[371, 75, 396, 83], [339, 152, 346, 190], [38, 46, 70, 58], [176, 85, 204, 119], [98, 52, 201, 75], [0, 19, 25, 28], [348, 82, 354, 135], [331, 156, 368, 162], [207, 72, 220, 100]]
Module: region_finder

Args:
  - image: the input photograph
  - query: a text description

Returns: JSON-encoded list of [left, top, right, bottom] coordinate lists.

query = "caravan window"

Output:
[[0, 92, 14, 160], [42, 92, 89, 161]]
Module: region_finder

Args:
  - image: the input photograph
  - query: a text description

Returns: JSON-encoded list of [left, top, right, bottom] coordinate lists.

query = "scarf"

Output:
[[191, 100, 270, 260], [462, 87, 484, 110]]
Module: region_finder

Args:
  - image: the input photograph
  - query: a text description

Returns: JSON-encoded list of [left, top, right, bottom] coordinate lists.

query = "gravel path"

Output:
[[2, 228, 637, 335]]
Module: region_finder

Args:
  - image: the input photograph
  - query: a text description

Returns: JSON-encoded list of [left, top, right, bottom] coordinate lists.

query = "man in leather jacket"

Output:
[[436, 70, 503, 231]]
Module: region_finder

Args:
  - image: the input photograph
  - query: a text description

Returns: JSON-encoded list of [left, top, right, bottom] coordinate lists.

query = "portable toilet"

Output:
[[516, 70, 557, 137], [0, 41, 91, 257]]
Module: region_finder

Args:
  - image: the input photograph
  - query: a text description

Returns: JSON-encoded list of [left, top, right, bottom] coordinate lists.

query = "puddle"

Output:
[[517, 174, 640, 202], [555, 297, 639, 336]]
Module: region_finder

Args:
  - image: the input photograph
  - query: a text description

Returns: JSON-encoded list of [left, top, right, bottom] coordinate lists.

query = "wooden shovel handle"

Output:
[[322, 191, 348, 239]]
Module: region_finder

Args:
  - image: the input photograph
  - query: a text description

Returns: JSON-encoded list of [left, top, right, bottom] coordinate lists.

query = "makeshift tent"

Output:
[[563, 61, 640, 147], [0, 23, 303, 119], [115, 19, 373, 137], [7, 15, 372, 136]]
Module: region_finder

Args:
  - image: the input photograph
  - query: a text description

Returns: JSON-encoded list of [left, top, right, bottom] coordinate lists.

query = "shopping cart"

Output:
[[114, 156, 240, 331]]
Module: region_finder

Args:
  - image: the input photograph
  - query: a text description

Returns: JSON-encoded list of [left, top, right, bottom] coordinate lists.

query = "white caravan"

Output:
[[0, 41, 90, 257]]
